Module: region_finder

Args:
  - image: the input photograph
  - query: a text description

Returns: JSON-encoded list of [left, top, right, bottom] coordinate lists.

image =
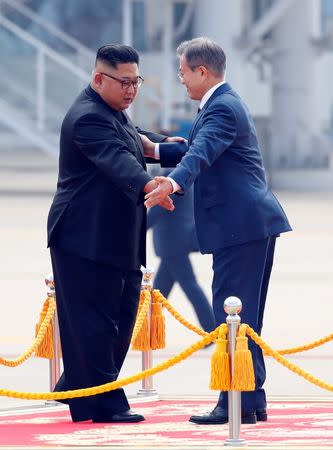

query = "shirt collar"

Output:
[[199, 81, 225, 110]]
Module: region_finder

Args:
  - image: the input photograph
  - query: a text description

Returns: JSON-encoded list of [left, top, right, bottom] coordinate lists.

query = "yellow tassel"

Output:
[[209, 328, 231, 391], [231, 335, 255, 391], [35, 298, 54, 359], [131, 291, 150, 351], [150, 302, 166, 350]]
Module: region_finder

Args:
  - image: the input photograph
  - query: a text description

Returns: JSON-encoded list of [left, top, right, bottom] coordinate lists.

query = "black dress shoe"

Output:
[[256, 408, 267, 421], [189, 406, 257, 425], [71, 414, 91, 423], [92, 409, 145, 423]]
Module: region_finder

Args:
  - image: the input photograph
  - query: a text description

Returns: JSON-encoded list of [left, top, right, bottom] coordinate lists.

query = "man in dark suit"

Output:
[[143, 37, 292, 424], [47, 44, 179, 423], [147, 169, 215, 332]]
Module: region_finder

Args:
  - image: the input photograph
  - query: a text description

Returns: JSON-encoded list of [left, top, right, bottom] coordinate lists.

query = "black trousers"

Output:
[[212, 236, 276, 413], [50, 247, 142, 422]]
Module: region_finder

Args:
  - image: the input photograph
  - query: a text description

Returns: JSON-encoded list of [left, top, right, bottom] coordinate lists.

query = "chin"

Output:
[[187, 90, 196, 100]]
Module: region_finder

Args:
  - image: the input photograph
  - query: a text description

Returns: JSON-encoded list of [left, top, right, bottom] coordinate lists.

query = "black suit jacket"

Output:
[[47, 85, 165, 270]]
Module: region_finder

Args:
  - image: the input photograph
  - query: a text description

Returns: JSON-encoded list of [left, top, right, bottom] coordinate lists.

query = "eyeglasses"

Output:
[[100, 72, 144, 89], [178, 66, 200, 81], [177, 72, 185, 81]]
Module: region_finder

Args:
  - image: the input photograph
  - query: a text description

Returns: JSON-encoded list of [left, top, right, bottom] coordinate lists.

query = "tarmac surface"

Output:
[[0, 145, 333, 413]]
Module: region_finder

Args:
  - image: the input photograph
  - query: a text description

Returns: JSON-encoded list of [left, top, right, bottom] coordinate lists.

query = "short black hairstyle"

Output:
[[95, 44, 139, 69]]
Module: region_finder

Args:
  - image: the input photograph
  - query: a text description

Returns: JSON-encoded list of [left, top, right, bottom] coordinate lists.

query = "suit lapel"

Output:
[[85, 85, 146, 168], [188, 83, 232, 144], [122, 112, 146, 168], [188, 108, 203, 144]]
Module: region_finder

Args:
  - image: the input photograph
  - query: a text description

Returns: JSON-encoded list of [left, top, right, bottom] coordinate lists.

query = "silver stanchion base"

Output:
[[224, 438, 247, 447], [44, 400, 64, 407], [136, 389, 158, 397]]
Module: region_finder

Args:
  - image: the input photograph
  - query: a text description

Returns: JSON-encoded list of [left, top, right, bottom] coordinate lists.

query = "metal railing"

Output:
[[0, 0, 94, 65], [0, 5, 91, 155]]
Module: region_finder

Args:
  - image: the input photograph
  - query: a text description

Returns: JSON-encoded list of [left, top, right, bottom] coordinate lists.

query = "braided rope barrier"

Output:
[[0, 297, 56, 367], [130, 289, 151, 344], [272, 331, 333, 355], [2, 288, 333, 399], [246, 325, 333, 392], [0, 327, 221, 400], [152, 290, 208, 337]]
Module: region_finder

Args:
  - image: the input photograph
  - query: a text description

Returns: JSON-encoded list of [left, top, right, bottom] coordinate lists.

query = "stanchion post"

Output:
[[224, 296, 247, 447], [136, 266, 157, 397], [45, 273, 61, 394]]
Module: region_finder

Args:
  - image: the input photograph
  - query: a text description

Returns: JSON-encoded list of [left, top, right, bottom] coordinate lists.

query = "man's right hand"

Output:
[[144, 180, 175, 211], [139, 134, 155, 159]]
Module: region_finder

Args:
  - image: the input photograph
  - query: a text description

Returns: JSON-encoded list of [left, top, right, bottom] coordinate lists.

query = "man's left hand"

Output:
[[164, 136, 187, 143], [144, 176, 173, 208]]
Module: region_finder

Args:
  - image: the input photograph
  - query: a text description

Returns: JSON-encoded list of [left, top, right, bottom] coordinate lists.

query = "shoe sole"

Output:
[[189, 418, 228, 425], [189, 416, 260, 425], [93, 417, 145, 423], [256, 413, 267, 422], [241, 417, 257, 424]]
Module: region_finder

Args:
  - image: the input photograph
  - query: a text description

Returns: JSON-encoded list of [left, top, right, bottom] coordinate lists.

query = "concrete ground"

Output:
[[0, 146, 333, 412]]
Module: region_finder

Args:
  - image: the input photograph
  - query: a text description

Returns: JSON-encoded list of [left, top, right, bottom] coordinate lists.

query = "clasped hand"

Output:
[[140, 133, 185, 211], [144, 176, 173, 209], [144, 178, 174, 211]]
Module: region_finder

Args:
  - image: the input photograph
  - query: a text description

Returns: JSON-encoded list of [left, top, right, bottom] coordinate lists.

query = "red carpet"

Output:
[[0, 399, 333, 447]]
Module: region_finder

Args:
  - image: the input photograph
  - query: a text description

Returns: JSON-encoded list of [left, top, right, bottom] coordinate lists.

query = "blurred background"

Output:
[[1, 0, 333, 187], [0, 0, 332, 409]]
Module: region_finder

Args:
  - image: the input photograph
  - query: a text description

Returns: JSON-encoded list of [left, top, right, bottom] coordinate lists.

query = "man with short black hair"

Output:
[[47, 44, 180, 423]]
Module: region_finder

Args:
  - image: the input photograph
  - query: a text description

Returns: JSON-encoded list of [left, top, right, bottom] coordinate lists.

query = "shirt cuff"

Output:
[[167, 177, 181, 193], [154, 143, 160, 160]]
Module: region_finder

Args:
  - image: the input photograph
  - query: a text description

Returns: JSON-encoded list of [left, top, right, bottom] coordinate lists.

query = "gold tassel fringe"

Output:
[[150, 302, 166, 350], [35, 298, 54, 359], [231, 332, 255, 391], [131, 291, 150, 351], [210, 326, 231, 391]]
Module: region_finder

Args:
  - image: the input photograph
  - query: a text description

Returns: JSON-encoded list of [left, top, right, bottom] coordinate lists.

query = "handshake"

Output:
[[141, 133, 185, 211], [143, 176, 175, 211]]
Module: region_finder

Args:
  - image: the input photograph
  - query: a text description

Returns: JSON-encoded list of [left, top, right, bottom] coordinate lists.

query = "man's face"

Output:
[[178, 55, 204, 101], [94, 62, 141, 111]]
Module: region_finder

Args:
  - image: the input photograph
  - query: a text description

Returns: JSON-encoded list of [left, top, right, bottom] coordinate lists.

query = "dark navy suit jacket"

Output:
[[158, 83, 291, 253]]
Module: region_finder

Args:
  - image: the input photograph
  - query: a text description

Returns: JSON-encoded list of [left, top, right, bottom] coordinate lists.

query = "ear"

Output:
[[94, 71, 103, 87], [199, 65, 208, 79]]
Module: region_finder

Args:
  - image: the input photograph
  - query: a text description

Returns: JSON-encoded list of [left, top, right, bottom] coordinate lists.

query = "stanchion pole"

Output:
[[137, 266, 157, 397], [224, 296, 247, 447], [45, 273, 61, 394]]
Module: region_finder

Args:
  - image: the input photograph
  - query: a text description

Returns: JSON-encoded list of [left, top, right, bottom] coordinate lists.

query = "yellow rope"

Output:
[[269, 331, 333, 355], [131, 290, 151, 344], [0, 327, 222, 400], [246, 325, 333, 392], [152, 290, 208, 338], [0, 297, 56, 367]]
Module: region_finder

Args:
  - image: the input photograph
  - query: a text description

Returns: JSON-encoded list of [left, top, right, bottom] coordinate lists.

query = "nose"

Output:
[[126, 83, 136, 93]]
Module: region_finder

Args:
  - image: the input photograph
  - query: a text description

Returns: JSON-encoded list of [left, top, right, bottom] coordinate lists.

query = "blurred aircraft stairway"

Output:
[[0, 0, 93, 156]]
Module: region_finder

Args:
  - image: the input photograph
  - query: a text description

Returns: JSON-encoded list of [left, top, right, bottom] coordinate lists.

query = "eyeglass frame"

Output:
[[99, 72, 144, 89], [177, 65, 201, 82]]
